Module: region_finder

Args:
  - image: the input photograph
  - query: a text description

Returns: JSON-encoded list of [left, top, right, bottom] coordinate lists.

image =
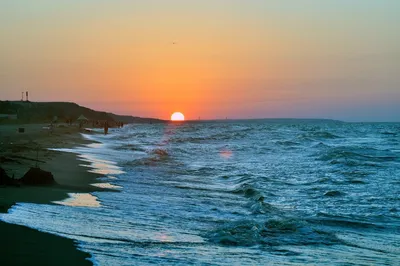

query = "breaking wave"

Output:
[[207, 218, 341, 247]]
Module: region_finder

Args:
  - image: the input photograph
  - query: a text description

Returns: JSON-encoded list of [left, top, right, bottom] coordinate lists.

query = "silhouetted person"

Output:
[[49, 123, 54, 135], [104, 121, 109, 135]]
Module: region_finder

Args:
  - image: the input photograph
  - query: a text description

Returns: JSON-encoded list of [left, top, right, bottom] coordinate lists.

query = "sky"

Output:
[[1, 0, 399, 121]]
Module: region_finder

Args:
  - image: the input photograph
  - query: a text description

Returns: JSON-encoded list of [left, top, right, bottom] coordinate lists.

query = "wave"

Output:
[[151, 148, 169, 157], [170, 136, 211, 143], [307, 213, 386, 230], [275, 140, 300, 147], [299, 177, 332, 186], [170, 130, 249, 144], [249, 200, 278, 215], [61, 231, 205, 247], [191, 166, 218, 176], [341, 170, 371, 178], [324, 190, 345, 197], [114, 144, 146, 152], [206, 218, 341, 247], [298, 131, 341, 140], [231, 183, 262, 200], [224, 175, 281, 214], [113, 132, 149, 141], [121, 148, 170, 167], [347, 179, 366, 184], [381, 131, 397, 136], [319, 149, 368, 162], [312, 142, 330, 149], [317, 146, 398, 167]]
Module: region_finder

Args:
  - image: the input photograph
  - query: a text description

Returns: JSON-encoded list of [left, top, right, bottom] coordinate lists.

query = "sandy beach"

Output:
[[0, 123, 106, 265]]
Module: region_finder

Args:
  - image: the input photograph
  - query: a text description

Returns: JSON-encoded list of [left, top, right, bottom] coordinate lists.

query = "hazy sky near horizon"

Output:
[[1, 1, 399, 121]]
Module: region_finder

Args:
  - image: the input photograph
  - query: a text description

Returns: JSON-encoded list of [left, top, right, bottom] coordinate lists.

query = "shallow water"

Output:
[[1, 120, 399, 265]]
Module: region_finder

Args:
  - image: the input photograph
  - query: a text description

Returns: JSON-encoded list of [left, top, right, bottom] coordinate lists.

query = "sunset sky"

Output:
[[1, 1, 399, 121]]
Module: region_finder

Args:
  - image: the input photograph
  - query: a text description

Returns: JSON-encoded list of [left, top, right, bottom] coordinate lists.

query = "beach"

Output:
[[0, 124, 104, 266], [1, 120, 399, 265]]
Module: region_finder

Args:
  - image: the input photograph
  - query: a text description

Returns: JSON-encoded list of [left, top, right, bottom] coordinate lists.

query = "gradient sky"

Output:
[[1, 1, 399, 121]]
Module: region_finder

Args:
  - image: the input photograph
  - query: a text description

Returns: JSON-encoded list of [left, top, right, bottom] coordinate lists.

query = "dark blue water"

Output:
[[1, 120, 400, 265]]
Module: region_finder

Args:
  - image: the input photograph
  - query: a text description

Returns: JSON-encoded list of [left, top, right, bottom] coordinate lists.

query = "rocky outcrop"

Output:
[[0, 167, 10, 186], [20, 167, 55, 185]]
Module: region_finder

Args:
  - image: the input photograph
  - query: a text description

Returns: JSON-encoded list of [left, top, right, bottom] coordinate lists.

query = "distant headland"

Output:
[[0, 101, 165, 124]]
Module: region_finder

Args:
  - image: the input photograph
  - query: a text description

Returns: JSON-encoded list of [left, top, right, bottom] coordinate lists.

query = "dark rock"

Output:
[[20, 167, 55, 185], [0, 167, 11, 186], [0, 167, 20, 187]]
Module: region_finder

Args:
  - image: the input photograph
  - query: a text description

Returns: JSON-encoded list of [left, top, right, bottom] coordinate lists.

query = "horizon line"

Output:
[[1, 100, 399, 123]]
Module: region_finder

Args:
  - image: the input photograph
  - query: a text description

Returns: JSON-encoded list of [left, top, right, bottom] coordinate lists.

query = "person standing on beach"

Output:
[[104, 121, 109, 135]]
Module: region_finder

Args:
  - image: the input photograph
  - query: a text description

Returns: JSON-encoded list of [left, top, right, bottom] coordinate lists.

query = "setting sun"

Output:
[[171, 112, 185, 121]]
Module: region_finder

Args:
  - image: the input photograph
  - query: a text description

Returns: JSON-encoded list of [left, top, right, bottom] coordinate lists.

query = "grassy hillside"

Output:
[[0, 101, 165, 124]]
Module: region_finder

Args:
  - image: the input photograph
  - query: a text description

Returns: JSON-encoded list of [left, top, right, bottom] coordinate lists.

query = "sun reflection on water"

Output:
[[91, 182, 122, 190], [219, 149, 233, 159], [53, 193, 101, 207], [78, 154, 125, 175]]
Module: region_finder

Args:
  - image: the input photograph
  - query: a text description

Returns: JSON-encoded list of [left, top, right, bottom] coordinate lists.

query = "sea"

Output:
[[1, 119, 399, 265]]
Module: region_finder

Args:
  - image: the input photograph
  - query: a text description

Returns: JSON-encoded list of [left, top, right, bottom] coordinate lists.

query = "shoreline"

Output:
[[0, 124, 110, 265]]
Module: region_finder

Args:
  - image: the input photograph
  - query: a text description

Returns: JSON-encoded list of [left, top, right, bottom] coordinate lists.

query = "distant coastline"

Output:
[[0, 101, 166, 124]]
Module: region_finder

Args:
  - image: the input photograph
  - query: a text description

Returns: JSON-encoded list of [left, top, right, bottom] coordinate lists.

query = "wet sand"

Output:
[[0, 124, 106, 265], [0, 221, 93, 266]]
